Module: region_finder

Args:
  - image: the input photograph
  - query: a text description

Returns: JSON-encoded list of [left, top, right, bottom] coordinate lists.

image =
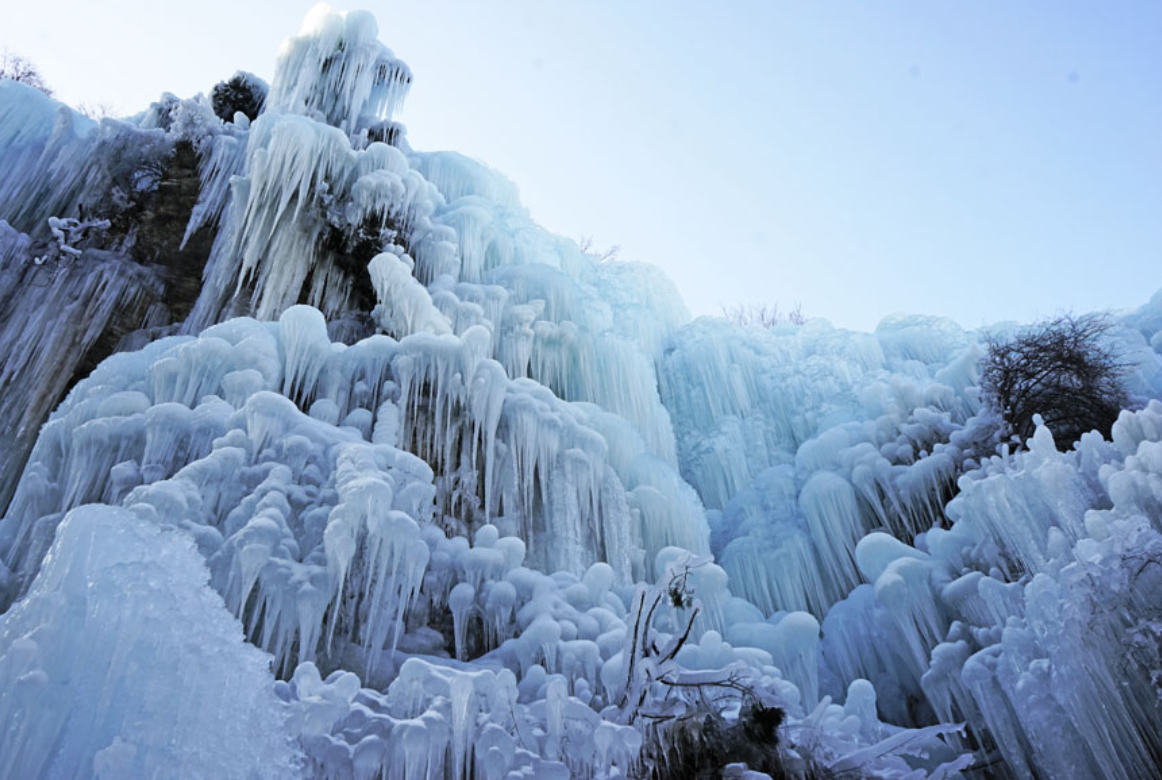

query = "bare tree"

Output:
[[722, 302, 806, 328], [981, 313, 1129, 446], [577, 235, 620, 263], [0, 49, 52, 96]]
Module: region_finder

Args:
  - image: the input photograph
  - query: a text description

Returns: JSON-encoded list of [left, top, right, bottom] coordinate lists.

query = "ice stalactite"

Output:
[[368, 251, 452, 338], [180, 123, 250, 247], [799, 471, 869, 607]]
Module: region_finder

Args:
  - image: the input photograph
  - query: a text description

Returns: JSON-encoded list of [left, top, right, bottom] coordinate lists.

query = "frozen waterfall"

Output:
[[1, 5, 1161, 780]]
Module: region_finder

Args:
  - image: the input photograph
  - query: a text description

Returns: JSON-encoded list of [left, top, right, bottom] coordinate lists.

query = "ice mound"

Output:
[[0, 505, 300, 780]]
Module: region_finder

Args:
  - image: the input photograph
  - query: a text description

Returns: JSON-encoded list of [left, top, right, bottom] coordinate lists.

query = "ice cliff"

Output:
[[1, 6, 1161, 779]]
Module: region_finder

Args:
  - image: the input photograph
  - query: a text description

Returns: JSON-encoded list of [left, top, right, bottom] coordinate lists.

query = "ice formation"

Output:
[[0, 505, 300, 780], [2, 4, 1162, 779]]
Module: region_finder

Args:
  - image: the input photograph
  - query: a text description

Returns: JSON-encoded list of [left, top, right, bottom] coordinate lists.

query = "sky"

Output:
[[4, 0, 1161, 331]]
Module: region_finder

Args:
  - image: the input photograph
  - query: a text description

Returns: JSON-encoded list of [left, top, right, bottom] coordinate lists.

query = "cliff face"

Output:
[[132, 140, 220, 323], [0, 134, 220, 511]]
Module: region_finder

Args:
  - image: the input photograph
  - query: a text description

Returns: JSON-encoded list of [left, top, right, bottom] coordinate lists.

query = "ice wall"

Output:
[[676, 307, 1162, 773], [0, 308, 970, 780]]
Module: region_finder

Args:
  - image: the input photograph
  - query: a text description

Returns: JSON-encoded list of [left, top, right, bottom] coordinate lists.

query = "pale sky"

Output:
[[5, 1, 1161, 331]]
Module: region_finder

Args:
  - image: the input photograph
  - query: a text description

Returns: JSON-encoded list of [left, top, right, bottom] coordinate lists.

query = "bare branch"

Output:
[[722, 301, 806, 328]]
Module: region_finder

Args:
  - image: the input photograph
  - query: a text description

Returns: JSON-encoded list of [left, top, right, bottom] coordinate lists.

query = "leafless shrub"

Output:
[[722, 302, 806, 328], [981, 312, 1129, 446], [578, 235, 620, 263], [0, 48, 52, 96]]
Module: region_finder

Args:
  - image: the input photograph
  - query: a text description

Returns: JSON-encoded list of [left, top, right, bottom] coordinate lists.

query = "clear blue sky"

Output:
[[6, 1, 1161, 331]]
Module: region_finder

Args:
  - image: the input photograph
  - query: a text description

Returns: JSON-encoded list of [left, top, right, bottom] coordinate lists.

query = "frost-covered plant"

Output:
[[77, 101, 115, 120], [139, 93, 220, 152], [610, 556, 791, 777], [638, 699, 790, 780], [88, 128, 175, 238], [578, 235, 621, 263], [167, 95, 222, 153], [42, 216, 110, 262]]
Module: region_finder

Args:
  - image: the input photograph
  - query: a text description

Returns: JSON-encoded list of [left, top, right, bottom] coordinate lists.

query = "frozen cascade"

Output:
[[180, 121, 250, 247], [3, 4, 1162, 779], [0, 306, 688, 654]]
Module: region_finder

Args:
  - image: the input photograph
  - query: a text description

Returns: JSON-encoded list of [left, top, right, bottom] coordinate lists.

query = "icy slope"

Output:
[[0, 505, 300, 780], [2, 4, 1162, 779]]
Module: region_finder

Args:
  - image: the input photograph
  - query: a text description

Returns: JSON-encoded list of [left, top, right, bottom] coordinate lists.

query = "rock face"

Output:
[[131, 140, 220, 323]]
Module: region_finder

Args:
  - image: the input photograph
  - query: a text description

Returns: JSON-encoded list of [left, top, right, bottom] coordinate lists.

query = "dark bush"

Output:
[[211, 72, 267, 123], [640, 701, 791, 780], [981, 313, 1129, 447]]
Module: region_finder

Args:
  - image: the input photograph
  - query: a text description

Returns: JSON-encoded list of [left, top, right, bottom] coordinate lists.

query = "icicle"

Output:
[[267, 5, 412, 136]]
